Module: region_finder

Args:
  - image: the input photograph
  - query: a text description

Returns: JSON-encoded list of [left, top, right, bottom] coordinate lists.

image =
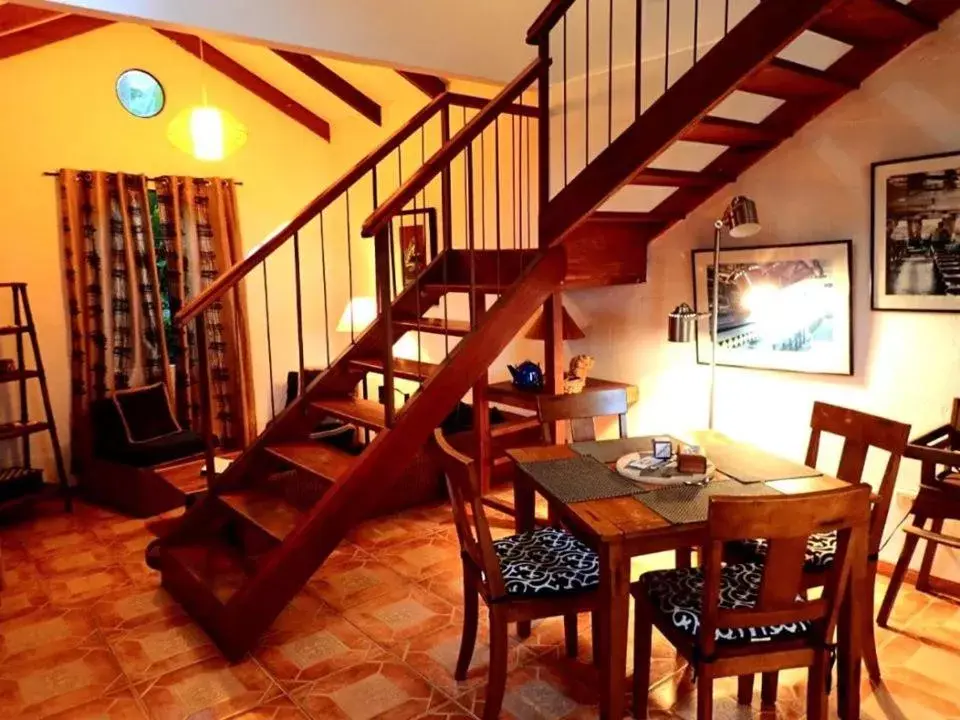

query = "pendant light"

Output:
[[168, 38, 247, 161]]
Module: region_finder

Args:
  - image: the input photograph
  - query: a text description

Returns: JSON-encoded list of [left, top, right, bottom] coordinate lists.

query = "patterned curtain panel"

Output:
[[154, 177, 255, 450], [58, 170, 170, 469]]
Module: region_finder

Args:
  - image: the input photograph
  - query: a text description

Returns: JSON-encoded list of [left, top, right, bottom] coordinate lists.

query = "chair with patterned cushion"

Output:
[[431, 428, 601, 720], [727, 402, 909, 701], [632, 485, 871, 720]]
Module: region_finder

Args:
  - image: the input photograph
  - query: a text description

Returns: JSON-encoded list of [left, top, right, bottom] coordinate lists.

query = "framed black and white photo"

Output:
[[692, 240, 853, 376], [872, 150, 960, 312]]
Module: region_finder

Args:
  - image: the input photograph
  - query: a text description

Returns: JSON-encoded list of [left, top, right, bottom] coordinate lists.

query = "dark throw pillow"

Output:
[[113, 383, 181, 443]]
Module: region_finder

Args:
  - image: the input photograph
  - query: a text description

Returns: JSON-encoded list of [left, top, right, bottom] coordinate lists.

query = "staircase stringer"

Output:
[[222, 247, 567, 647], [538, 0, 847, 247]]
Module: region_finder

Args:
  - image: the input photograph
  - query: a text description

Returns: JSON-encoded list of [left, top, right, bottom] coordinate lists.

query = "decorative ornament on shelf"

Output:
[[562, 354, 594, 394], [168, 39, 247, 161], [507, 360, 544, 391]]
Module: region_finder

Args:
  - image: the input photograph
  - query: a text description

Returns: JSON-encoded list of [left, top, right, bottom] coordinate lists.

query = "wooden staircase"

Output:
[[151, 0, 960, 661]]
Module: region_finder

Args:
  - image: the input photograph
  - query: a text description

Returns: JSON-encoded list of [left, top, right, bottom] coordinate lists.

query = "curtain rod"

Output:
[[42, 172, 243, 186]]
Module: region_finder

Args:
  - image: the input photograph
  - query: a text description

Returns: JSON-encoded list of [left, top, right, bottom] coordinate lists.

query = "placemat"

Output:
[[635, 479, 782, 524], [698, 439, 821, 484], [570, 437, 665, 464], [517, 455, 645, 504]]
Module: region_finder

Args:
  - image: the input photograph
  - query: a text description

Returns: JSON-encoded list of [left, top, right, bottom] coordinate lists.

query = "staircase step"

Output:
[[591, 211, 678, 224], [350, 356, 439, 382], [491, 417, 541, 439], [311, 395, 386, 431], [395, 317, 472, 337], [682, 117, 781, 147], [220, 490, 302, 542], [422, 282, 507, 294], [741, 58, 857, 99], [811, 0, 936, 46], [265, 441, 355, 484], [630, 168, 732, 188], [165, 539, 254, 605]]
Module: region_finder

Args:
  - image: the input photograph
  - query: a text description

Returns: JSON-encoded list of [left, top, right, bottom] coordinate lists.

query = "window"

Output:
[[116, 69, 165, 119]]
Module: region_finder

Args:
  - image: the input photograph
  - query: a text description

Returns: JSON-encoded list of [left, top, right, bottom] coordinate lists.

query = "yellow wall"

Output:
[[0, 21, 498, 477]]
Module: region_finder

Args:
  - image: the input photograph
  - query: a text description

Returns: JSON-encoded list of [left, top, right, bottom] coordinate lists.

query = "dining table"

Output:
[[507, 430, 866, 720]]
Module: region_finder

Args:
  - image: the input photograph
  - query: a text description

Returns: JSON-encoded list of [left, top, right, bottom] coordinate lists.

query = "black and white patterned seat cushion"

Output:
[[731, 531, 837, 571], [639, 563, 813, 645], [492, 527, 600, 598]]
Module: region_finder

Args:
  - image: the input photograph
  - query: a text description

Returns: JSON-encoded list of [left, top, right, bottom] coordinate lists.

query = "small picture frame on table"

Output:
[[652, 439, 673, 461]]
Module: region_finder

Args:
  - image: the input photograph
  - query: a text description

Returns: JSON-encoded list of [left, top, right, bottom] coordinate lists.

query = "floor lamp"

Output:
[[667, 196, 761, 430]]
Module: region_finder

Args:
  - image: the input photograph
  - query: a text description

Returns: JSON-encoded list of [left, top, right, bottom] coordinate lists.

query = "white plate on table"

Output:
[[615, 452, 715, 486]]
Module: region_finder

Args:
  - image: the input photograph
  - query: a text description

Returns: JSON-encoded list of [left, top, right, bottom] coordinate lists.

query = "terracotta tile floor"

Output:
[[2, 498, 960, 719]]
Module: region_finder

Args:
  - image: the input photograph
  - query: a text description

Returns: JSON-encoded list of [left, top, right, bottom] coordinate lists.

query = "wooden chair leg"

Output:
[[675, 548, 692, 569], [878, 517, 924, 628], [563, 613, 579, 658], [591, 610, 600, 666], [760, 672, 778, 708], [632, 598, 653, 720], [696, 671, 714, 720], [737, 675, 754, 705], [917, 518, 942, 592], [485, 606, 509, 720], [862, 562, 882, 683], [456, 572, 479, 681], [807, 653, 829, 720]]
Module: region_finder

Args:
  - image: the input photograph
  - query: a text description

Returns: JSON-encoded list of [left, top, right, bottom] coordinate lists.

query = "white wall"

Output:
[[565, 11, 960, 577]]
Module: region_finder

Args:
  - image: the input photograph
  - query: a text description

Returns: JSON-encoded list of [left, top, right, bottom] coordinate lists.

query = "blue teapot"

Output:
[[508, 360, 544, 391]]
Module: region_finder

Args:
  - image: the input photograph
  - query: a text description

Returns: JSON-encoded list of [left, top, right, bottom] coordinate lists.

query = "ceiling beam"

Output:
[[273, 49, 381, 126], [396, 70, 448, 98], [0, 14, 110, 59], [0, 4, 63, 35], [155, 29, 331, 142]]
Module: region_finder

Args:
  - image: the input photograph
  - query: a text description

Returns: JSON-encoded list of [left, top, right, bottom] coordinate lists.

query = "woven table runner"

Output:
[[570, 437, 662, 464], [635, 479, 782, 525], [517, 456, 644, 504]]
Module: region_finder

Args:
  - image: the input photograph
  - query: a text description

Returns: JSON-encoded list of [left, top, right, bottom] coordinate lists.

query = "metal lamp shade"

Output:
[[668, 303, 698, 343], [726, 196, 761, 238]]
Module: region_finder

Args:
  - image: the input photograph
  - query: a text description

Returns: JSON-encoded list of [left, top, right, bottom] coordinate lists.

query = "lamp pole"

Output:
[[709, 220, 723, 431]]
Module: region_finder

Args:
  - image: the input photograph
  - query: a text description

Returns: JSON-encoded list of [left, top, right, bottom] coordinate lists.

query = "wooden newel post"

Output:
[[375, 228, 395, 426], [195, 317, 217, 486]]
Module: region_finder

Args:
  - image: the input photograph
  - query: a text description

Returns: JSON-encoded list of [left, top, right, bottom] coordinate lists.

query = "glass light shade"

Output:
[[726, 196, 761, 238], [336, 297, 378, 333], [168, 105, 247, 162]]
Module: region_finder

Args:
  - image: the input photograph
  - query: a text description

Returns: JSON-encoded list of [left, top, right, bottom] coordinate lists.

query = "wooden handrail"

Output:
[[362, 57, 545, 239], [174, 92, 451, 328], [526, 0, 576, 45]]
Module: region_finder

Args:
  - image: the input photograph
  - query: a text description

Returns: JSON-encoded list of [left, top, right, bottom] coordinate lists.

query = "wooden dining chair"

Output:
[[431, 428, 602, 720], [632, 485, 871, 720], [536, 387, 629, 444], [878, 398, 960, 627], [729, 401, 910, 702]]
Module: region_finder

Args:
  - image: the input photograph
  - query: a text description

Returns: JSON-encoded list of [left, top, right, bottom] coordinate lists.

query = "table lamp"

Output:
[[667, 196, 760, 429]]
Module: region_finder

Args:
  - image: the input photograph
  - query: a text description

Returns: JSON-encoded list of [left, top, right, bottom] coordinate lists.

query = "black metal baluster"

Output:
[[293, 231, 305, 397], [693, 0, 699, 63], [466, 142, 477, 330], [608, 0, 614, 145], [494, 116, 502, 290], [563, 13, 569, 185], [262, 262, 276, 418], [525, 114, 532, 256], [725, 0, 730, 34], [665, 0, 671, 91], [518, 114, 524, 252], [480, 127, 487, 250], [319, 212, 331, 368], [585, 0, 591, 166]]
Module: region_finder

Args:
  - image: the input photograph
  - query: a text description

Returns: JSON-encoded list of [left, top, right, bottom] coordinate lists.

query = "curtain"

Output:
[[59, 170, 170, 469], [154, 176, 256, 450]]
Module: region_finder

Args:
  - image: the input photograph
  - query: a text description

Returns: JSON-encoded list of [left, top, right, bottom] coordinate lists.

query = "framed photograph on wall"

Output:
[[872, 150, 960, 312], [692, 240, 853, 375]]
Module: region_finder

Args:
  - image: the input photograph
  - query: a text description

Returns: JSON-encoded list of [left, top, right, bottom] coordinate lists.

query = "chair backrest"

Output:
[[699, 484, 871, 659], [536, 387, 629, 443], [430, 427, 507, 599], [805, 402, 910, 554], [950, 398, 960, 449]]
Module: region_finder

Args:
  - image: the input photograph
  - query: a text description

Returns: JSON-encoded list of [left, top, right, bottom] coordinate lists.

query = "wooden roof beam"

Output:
[[0, 4, 63, 35], [396, 69, 448, 98], [0, 14, 111, 60], [273, 49, 381, 126], [155, 29, 331, 142]]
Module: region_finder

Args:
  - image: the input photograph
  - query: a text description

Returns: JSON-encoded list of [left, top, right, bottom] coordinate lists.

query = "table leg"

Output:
[[514, 475, 536, 639], [598, 540, 629, 720], [838, 532, 864, 720]]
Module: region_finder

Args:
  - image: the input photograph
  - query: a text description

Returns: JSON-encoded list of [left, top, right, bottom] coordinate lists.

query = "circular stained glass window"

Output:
[[116, 69, 165, 119]]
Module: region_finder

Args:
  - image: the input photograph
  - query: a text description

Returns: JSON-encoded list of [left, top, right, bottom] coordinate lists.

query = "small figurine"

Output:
[[562, 354, 594, 394], [507, 360, 544, 391]]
